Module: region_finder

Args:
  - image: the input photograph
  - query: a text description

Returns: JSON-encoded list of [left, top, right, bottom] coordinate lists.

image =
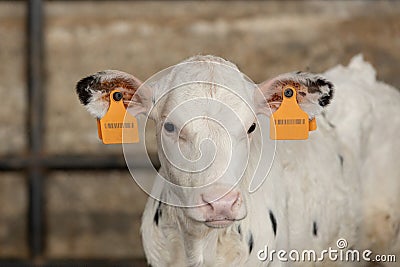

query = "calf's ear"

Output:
[[75, 70, 152, 118], [255, 72, 334, 118]]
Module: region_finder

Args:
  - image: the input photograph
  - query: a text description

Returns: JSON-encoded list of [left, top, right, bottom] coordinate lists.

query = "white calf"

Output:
[[76, 55, 400, 266]]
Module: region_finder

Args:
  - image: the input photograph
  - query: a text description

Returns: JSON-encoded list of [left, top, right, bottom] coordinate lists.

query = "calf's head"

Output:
[[76, 55, 333, 228]]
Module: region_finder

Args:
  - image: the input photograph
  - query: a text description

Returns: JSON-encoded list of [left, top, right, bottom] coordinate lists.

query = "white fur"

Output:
[[137, 55, 400, 266], [86, 89, 109, 118]]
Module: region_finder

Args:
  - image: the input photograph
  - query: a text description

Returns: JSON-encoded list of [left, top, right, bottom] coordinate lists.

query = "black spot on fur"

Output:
[[295, 71, 302, 74], [318, 87, 334, 107], [338, 154, 344, 167], [327, 120, 335, 128], [316, 78, 333, 89], [313, 221, 318, 237], [154, 201, 162, 226], [238, 224, 242, 235], [76, 74, 102, 105], [321, 111, 335, 128], [248, 232, 254, 254], [76, 76, 95, 105], [304, 77, 334, 107], [269, 210, 277, 237], [305, 78, 321, 94], [299, 91, 306, 97], [318, 79, 334, 107]]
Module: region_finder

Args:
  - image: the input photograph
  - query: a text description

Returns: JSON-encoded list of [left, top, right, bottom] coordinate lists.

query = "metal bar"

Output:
[[28, 171, 44, 262], [27, 0, 44, 261], [0, 155, 158, 171], [0, 156, 29, 170], [43, 154, 138, 170], [27, 0, 44, 154]]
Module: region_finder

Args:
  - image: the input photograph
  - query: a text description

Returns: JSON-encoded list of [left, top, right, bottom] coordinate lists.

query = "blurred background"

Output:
[[0, 0, 399, 266]]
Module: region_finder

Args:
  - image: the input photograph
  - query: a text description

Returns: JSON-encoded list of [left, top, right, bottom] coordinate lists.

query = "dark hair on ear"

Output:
[[76, 75, 100, 105]]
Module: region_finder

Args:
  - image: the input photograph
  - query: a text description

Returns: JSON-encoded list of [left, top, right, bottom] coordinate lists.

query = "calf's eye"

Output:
[[164, 122, 175, 133], [247, 123, 256, 134]]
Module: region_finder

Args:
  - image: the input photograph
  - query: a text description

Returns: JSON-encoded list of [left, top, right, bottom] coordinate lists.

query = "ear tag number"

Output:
[[97, 90, 139, 144], [270, 87, 317, 140]]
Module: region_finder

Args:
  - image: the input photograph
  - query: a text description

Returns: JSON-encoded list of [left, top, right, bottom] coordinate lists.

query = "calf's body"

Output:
[[75, 55, 400, 266], [141, 56, 399, 266]]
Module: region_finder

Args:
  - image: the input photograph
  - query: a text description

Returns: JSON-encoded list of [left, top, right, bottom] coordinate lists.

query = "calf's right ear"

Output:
[[75, 70, 153, 119]]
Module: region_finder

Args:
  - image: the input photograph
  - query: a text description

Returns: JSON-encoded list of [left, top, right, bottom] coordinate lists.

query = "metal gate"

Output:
[[0, 0, 146, 265]]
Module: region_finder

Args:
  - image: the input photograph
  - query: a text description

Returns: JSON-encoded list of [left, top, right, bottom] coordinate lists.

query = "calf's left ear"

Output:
[[255, 72, 334, 118]]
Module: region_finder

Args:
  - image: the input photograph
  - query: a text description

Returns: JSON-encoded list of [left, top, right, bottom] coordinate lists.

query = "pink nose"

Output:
[[200, 190, 242, 222]]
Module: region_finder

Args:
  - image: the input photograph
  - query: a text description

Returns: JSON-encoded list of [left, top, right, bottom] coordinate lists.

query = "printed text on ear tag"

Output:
[[269, 86, 316, 140], [97, 90, 139, 144]]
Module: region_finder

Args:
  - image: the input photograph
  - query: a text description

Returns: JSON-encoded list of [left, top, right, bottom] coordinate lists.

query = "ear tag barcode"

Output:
[[270, 86, 317, 140], [97, 90, 139, 144]]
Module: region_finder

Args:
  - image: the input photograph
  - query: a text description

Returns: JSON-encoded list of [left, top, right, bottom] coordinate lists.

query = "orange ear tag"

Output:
[[270, 87, 317, 140], [97, 90, 139, 144]]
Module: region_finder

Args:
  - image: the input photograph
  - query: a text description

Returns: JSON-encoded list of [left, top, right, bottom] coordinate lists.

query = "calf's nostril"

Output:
[[200, 194, 215, 212], [231, 193, 241, 211]]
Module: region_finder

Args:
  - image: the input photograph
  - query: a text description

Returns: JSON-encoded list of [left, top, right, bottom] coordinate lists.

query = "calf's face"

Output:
[[154, 82, 256, 227], [75, 56, 334, 228]]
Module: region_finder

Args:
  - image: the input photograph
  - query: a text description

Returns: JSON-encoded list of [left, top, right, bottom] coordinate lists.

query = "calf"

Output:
[[76, 55, 400, 266]]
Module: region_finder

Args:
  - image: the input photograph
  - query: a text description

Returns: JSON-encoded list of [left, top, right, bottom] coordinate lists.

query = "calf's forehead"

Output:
[[161, 83, 256, 132], [157, 62, 257, 127]]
